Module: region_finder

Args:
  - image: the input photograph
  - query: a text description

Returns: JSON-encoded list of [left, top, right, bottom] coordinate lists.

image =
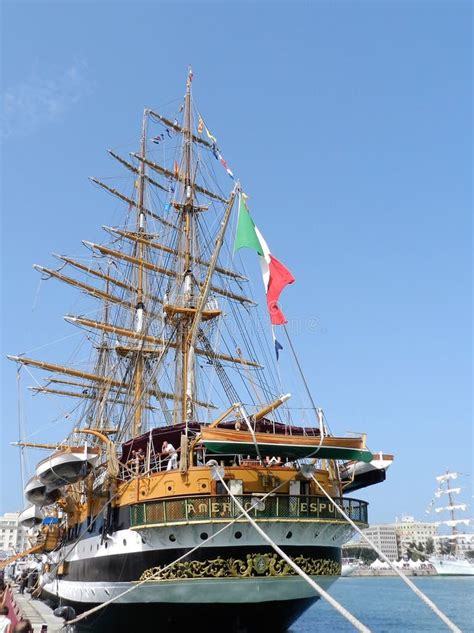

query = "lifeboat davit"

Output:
[[18, 505, 43, 528], [24, 476, 61, 506], [36, 446, 100, 487]]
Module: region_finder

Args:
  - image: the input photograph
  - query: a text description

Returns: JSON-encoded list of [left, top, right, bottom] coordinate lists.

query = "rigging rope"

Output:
[[16, 369, 26, 493], [308, 472, 462, 633], [283, 324, 319, 423], [213, 467, 371, 633]]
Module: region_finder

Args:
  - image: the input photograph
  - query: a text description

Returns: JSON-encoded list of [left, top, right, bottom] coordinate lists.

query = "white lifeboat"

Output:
[[24, 476, 61, 506], [19, 505, 43, 528], [36, 445, 100, 487]]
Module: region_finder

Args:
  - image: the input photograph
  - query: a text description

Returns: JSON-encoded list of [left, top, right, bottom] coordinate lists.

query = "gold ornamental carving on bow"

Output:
[[139, 553, 341, 581]]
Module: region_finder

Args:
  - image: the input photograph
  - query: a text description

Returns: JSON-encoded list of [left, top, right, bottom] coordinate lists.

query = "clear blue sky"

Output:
[[1, 1, 471, 523]]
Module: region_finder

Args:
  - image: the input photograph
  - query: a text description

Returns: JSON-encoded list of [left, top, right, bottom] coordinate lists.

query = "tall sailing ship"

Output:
[[5, 70, 393, 632], [428, 471, 474, 576]]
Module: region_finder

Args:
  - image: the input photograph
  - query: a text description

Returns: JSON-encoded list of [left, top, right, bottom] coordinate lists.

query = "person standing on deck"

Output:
[[162, 441, 178, 470], [18, 572, 27, 596]]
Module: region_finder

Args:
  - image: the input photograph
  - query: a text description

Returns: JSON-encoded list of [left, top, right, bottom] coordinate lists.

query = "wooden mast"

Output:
[[172, 69, 195, 427], [185, 186, 238, 384], [131, 109, 148, 437], [95, 263, 112, 431], [183, 68, 194, 427], [171, 70, 242, 430]]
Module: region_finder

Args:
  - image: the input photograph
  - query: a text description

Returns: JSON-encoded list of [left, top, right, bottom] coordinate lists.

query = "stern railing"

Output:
[[130, 494, 368, 527]]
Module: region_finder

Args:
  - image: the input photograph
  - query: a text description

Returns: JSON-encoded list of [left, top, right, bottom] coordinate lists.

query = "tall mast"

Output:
[[446, 473, 458, 555], [132, 108, 149, 436], [95, 264, 112, 430], [174, 69, 195, 426]]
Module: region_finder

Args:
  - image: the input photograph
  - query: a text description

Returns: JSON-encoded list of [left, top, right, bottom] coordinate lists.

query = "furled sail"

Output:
[[436, 472, 459, 482], [434, 504, 467, 513], [435, 487, 461, 498]]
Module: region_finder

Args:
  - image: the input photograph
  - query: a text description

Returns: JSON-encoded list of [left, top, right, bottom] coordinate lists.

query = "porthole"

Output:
[[96, 544, 99, 551], [201, 483, 207, 489], [167, 486, 173, 491], [105, 541, 108, 549], [123, 539, 127, 547], [234, 531, 242, 540], [200, 532, 208, 540], [169, 534, 176, 542], [90, 545, 92, 552], [286, 531, 293, 539]]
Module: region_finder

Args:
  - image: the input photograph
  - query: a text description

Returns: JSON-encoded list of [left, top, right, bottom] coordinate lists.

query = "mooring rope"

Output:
[[213, 468, 371, 633], [309, 472, 462, 633]]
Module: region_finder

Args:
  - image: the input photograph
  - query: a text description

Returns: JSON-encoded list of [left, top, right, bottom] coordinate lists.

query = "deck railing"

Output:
[[130, 494, 368, 527]]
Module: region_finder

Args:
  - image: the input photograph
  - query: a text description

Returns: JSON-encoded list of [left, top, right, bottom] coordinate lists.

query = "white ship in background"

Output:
[[428, 471, 474, 576]]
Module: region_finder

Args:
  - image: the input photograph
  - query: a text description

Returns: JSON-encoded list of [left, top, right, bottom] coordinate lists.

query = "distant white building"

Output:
[[361, 524, 399, 561], [455, 533, 474, 554], [359, 515, 439, 560], [394, 515, 437, 557], [437, 532, 474, 555], [0, 512, 28, 557]]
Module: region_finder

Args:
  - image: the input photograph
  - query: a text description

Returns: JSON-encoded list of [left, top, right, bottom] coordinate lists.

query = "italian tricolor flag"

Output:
[[234, 194, 295, 325]]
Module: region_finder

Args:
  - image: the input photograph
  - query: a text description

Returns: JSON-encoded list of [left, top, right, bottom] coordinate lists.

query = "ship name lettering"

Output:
[[184, 499, 344, 518]]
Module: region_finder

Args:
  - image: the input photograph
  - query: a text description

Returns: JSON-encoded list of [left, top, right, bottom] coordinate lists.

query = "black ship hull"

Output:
[[42, 593, 319, 633], [41, 542, 342, 632], [55, 543, 341, 582]]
